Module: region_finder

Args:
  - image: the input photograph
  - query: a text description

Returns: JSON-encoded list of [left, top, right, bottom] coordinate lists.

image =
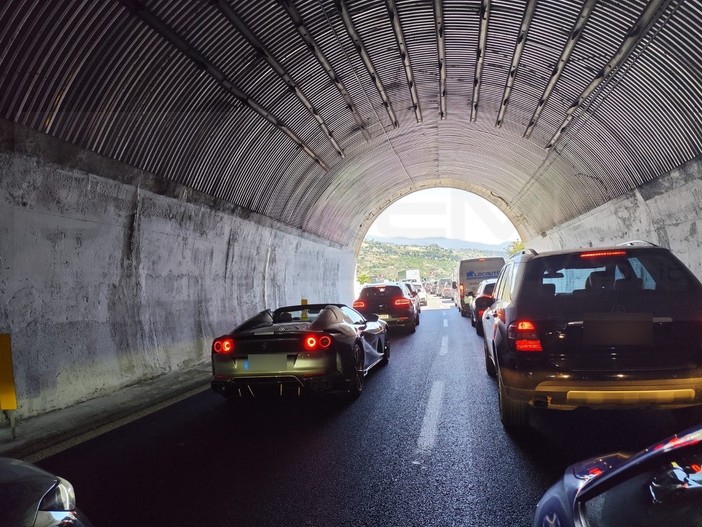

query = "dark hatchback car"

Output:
[[353, 282, 419, 333], [533, 425, 702, 527], [482, 243, 702, 429]]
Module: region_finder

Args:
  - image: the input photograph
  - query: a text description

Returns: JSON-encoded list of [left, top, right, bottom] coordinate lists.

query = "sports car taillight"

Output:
[[508, 321, 543, 352], [213, 337, 234, 354], [352, 300, 366, 309], [303, 334, 333, 351]]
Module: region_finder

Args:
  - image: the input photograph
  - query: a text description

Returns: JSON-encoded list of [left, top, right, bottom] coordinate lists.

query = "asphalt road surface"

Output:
[[38, 296, 682, 527]]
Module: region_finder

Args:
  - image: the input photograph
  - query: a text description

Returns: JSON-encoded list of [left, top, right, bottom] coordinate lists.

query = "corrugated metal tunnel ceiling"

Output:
[[2, 0, 701, 250]]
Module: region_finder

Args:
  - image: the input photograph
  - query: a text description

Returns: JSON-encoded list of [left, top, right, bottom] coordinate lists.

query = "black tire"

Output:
[[470, 312, 476, 326], [484, 339, 496, 378], [498, 370, 529, 429], [348, 342, 364, 399], [476, 319, 484, 336], [415, 312, 420, 326], [380, 335, 390, 366]]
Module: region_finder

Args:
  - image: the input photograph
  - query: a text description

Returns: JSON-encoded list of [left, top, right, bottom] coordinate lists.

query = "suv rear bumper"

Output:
[[502, 372, 702, 410]]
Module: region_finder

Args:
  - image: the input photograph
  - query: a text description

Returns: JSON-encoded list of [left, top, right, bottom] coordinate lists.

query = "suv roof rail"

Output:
[[617, 240, 659, 247], [508, 248, 538, 260]]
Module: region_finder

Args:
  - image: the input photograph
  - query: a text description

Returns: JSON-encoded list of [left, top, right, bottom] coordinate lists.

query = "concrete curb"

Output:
[[0, 362, 211, 460]]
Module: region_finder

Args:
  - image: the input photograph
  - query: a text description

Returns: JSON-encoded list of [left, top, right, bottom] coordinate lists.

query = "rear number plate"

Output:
[[247, 354, 288, 371]]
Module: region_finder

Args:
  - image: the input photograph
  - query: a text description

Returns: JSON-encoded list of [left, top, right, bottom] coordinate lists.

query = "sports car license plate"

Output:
[[247, 354, 288, 371]]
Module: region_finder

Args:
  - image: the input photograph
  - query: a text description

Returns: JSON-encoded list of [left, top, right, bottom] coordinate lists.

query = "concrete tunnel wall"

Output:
[[1, 117, 701, 422], [528, 155, 702, 280], [0, 122, 356, 420]]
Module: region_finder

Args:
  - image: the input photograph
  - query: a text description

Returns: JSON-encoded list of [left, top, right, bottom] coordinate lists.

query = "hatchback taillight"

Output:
[[353, 300, 366, 309], [508, 321, 543, 352], [213, 337, 235, 354]]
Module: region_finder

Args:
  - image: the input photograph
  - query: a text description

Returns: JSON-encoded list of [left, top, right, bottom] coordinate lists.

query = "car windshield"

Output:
[[272, 305, 334, 322]]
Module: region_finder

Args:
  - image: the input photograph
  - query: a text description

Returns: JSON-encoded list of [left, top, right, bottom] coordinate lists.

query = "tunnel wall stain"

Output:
[[0, 143, 355, 419], [528, 155, 702, 280]]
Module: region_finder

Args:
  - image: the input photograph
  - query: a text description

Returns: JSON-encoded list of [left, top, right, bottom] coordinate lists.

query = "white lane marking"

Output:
[[443, 319, 448, 327], [416, 380, 445, 453], [439, 335, 448, 355]]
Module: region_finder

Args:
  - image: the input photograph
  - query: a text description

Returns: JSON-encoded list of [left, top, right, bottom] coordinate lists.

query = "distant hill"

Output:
[[357, 237, 510, 283], [365, 235, 511, 253]]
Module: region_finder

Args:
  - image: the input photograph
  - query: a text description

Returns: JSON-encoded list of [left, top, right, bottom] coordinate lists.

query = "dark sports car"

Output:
[[0, 457, 93, 527], [533, 425, 702, 527], [211, 303, 389, 401]]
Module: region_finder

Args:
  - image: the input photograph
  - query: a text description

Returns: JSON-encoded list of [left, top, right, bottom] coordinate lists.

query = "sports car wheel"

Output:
[[348, 341, 364, 399], [498, 370, 529, 429]]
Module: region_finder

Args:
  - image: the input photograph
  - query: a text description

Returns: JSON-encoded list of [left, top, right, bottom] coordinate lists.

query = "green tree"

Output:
[[357, 273, 372, 285], [506, 239, 524, 255]]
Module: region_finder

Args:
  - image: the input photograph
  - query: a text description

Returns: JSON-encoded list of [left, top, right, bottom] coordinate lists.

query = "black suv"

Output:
[[353, 283, 420, 333], [482, 243, 702, 429]]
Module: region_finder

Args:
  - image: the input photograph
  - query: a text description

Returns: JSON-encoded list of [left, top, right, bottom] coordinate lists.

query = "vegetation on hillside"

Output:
[[356, 239, 509, 283]]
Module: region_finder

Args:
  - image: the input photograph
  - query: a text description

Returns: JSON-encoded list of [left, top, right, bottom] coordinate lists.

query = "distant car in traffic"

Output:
[[354, 282, 419, 333], [211, 303, 389, 401], [0, 457, 93, 527], [533, 424, 702, 527], [403, 280, 428, 306], [468, 278, 497, 335], [400, 281, 422, 313], [438, 278, 454, 299], [482, 242, 702, 429]]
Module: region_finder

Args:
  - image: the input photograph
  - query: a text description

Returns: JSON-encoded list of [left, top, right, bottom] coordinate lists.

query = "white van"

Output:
[[455, 257, 505, 316]]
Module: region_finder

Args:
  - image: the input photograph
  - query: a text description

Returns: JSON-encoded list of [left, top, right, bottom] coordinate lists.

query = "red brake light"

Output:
[[394, 297, 412, 307], [303, 334, 332, 351], [508, 321, 543, 352], [580, 250, 627, 258], [459, 284, 464, 295], [353, 300, 366, 309], [213, 337, 234, 354]]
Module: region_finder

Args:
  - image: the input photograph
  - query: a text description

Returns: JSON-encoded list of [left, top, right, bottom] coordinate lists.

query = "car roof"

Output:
[[511, 243, 670, 261]]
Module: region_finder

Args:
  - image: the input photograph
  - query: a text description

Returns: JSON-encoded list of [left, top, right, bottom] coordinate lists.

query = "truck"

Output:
[[454, 257, 505, 316], [399, 269, 421, 282]]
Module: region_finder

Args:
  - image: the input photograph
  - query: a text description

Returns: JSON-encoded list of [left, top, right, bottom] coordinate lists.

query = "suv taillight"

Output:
[[508, 321, 543, 352], [213, 337, 234, 354], [394, 297, 412, 308], [353, 300, 366, 309]]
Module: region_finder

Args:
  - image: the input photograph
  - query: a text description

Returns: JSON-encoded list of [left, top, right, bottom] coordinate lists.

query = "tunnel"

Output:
[[1, 0, 701, 420]]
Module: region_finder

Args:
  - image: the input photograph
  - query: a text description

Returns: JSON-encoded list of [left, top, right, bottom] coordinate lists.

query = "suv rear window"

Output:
[[522, 249, 698, 297], [360, 285, 404, 299]]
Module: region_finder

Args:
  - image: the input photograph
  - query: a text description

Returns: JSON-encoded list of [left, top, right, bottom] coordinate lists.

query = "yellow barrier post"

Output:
[[0, 334, 18, 439], [301, 298, 308, 320]]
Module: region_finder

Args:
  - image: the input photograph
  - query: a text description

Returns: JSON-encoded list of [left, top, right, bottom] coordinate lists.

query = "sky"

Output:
[[365, 188, 519, 245]]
